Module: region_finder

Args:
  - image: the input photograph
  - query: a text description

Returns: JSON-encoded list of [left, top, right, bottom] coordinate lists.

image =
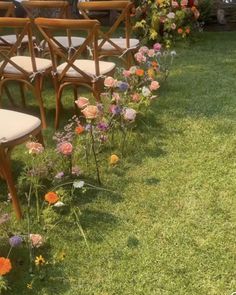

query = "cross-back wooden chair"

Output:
[[0, 18, 52, 129], [0, 108, 43, 220], [0, 1, 30, 55], [78, 1, 139, 68], [21, 0, 85, 58], [35, 17, 116, 128]]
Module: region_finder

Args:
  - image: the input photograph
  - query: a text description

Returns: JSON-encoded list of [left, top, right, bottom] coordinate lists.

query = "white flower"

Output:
[[73, 180, 85, 188], [167, 12, 175, 19], [53, 201, 65, 207], [142, 86, 151, 97]]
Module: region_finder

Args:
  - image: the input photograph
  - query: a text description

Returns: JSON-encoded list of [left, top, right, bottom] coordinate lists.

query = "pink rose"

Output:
[[181, 0, 188, 6], [112, 92, 120, 102], [132, 93, 140, 102], [58, 142, 73, 155], [123, 108, 136, 121], [139, 46, 149, 54], [147, 49, 155, 57], [123, 70, 131, 77], [153, 43, 162, 51], [26, 142, 44, 154], [172, 0, 179, 7], [134, 52, 146, 63], [29, 234, 43, 248], [104, 76, 117, 88], [82, 105, 98, 119], [149, 81, 160, 91], [75, 97, 89, 109]]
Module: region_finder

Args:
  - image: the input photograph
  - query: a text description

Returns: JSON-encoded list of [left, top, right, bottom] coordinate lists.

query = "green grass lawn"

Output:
[[1, 31, 236, 294]]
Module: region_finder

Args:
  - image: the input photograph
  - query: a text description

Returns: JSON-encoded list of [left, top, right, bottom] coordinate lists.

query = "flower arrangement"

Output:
[[132, 0, 200, 47]]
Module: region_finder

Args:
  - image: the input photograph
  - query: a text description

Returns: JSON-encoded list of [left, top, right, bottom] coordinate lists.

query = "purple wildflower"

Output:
[[9, 235, 23, 247], [97, 122, 109, 132], [117, 81, 129, 92]]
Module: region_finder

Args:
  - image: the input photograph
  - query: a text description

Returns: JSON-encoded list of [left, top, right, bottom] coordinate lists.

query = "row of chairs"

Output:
[[0, 0, 139, 219]]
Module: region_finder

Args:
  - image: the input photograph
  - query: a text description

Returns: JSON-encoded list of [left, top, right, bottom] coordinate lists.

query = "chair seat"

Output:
[[0, 34, 36, 45], [0, 109, 41, 143], [98, 38, 139, 51], [57, 59, 116, 78], [40, 36, 86, 49], [0, 56, 52, 75]]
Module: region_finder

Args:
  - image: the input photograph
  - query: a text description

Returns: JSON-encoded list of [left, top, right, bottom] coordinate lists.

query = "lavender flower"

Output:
[[9, 235, 23, 247], [117, 81, 129, 92], [97, 122, 109, 132]]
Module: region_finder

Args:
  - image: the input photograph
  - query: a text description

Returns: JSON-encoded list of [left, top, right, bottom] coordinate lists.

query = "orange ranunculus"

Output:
[[135, 69, 144, 76], [185, 27, 190, 34], [0, 257, 12, 276], [177, 28, 183, 34], [151, 61, 158, 69], [75, 124, 84, 134], [44, 192, 59, 204]]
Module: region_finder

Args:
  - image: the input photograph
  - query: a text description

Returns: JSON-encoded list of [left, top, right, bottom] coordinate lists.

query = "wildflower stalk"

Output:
[[35, 182, 40, 223], [73, 208, 89, 250], [26, 183, 33, 273], [90, 124, 101, 185]]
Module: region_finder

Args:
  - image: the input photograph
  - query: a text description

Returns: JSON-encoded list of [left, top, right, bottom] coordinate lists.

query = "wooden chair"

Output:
[[0, 2, 33, 55], [21, 0, 85, 58], [0, 108, 43, 219], [0, 17, 52, 129], [35, 17, 116, 128], [78, 1, 140, 68]]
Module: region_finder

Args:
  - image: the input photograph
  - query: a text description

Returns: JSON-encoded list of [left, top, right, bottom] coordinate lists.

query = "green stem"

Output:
[[90, 125, 101, 185], [73, 209, 90, 250]]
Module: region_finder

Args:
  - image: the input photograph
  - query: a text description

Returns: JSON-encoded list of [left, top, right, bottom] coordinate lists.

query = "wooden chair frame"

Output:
[[0, 18, 52, 128], [35, 17, 115, 128], [0, 119, 43, 220], [78, 1, 138, 68]]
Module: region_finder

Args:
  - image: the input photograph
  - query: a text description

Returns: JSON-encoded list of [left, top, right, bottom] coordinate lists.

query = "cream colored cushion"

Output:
[[98, 38, 139, 51], [57, 59, 116, 78], [0, 109, 41, 143], [0, 56, 52, 75], [40, 36, 86, 49], [0, 35, 36, 45]]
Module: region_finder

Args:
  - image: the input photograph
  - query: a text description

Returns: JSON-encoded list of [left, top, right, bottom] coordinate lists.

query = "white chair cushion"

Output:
[[57, 59, 116, 78], [98, 38, 139, 51], [0, 109, 41, 143], [40, 36, 86, 49], [0, 35, 36, 45], [0, 56, 52, 75]]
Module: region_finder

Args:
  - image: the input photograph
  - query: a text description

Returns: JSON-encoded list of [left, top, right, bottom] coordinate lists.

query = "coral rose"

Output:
[[75, 97, 89, 109], [135, 69, 144, 76], [82, 105, 98, 119], [149, 81, 160, 91], [58, 142, 73, 155], [29, 234, 43, 248], [177, 28, 183, 34], [0, 257, 12, 275], [44, 192, 59, 204]]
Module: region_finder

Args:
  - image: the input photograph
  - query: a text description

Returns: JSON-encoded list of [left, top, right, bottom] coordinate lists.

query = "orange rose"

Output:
[[82, 105, 98, 119], [75, 124, 84, 134], [44, 192, 59, 204], [0, 257, 12, 276], [177, 28, 183, 34], [185, 27, 190, 34], [135, 69, 144, 76], [75, 97, 89, 109], [152, 61, 158, 69]]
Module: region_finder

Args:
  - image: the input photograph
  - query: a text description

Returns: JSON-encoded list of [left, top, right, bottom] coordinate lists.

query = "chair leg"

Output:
[[34, 78, 47, 129], [92, 82, 102, 101], [36, 130, 44, 147], [0, 147, 22, 220], [55, 85, 64, 129], [19, 82, 26, 108]]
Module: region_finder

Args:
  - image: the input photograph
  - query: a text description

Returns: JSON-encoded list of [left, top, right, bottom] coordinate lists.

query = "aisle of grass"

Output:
[[1, 31, 236, 295]]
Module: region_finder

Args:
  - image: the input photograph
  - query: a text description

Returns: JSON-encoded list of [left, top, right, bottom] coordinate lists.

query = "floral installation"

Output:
[[132, 0, 200, 47]]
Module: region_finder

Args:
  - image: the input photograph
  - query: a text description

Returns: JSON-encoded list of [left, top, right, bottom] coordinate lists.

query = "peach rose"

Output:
[[58, 142, 73, 155], [82, 105, 98, 119], [104, 76, 117, 88], [75, 97, 89, 109], [123, 108, 137, 121], [29, 234, 43, 248], [149, 81, 160, 91]]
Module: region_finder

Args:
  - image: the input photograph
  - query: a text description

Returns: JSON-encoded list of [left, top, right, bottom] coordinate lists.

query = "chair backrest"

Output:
[[35, 17, 101, 82], [0, 17, 37, 78], [78, 1, 133, 53], [0, 2, 15, 17], [21, 0, 70, 19]]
